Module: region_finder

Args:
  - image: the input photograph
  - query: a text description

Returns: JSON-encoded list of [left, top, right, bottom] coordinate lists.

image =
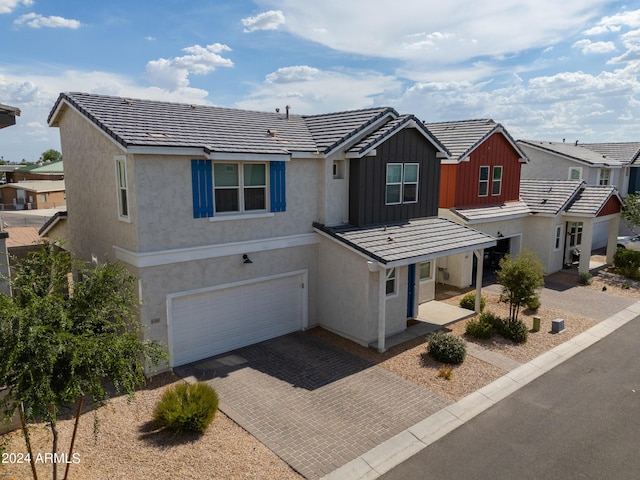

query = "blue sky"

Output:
[[1, 0, 639, 162]]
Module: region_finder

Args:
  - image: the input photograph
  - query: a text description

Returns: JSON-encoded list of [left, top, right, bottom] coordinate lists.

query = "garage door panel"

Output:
[[170, 273, 304, 366]]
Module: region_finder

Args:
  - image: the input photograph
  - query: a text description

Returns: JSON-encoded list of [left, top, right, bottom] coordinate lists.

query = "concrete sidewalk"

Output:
[[324, 300, 640, 479]]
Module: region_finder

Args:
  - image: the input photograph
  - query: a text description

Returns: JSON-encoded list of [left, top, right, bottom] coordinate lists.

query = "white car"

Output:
[[617, 235, 640, 251]]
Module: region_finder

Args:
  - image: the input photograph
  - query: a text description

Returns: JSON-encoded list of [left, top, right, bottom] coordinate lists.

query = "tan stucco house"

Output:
[[48, 92, 496, 368]]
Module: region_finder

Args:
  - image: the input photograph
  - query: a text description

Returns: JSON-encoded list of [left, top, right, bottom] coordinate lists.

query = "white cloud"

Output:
[[257, 0, 608, 64], [0, 0, 32, 14], [242, 10, 285, 32], [236, 66, 402, 113], [14, 12, 81, 29], [266, 66, 320, 83], [146, 43, 233, 91], [572, 39, 616, 54]]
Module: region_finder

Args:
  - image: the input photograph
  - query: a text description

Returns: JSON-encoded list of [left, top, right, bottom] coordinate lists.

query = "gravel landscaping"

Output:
[[1, 272, 636, 480]]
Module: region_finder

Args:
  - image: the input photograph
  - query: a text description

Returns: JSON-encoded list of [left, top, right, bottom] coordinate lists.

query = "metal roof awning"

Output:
[[313, 217, 496, 268]]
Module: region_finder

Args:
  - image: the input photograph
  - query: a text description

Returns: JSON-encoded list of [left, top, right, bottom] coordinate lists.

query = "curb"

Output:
[[323, 300, 640, 480]]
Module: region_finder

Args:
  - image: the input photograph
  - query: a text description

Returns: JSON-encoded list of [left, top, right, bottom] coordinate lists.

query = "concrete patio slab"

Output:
[[416, 300, 474, 326]]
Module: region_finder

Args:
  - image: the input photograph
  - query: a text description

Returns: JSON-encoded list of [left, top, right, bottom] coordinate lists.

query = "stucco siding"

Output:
[[134, 154, 322, 251], [57, 107, 139, 263]]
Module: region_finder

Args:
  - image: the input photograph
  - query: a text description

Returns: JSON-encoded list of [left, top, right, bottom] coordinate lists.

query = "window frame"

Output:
[[598, 168, 611, 186], [478, 166, 490, 197], [419, 261, 433, 281], [491, 166, 503, 196], [385, 268, 397, 296], [569, 221, 583, 247], [115, 156, 130, 222], [568, 167, 583, 181], [554, 225, 563, 251], [213, 161, 268, 214], [385, 163, 420, 206]]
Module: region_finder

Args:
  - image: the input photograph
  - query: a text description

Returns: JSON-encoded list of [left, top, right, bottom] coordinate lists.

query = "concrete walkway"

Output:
[[324, 300, 640, 479]]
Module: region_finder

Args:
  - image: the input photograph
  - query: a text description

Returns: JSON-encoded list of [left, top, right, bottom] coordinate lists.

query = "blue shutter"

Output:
[[270, 161, 286, 212], [191, 159, 214, 218]]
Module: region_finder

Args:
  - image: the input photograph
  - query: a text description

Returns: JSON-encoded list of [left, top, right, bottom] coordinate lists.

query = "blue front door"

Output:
[[407, 264, 416, 318]]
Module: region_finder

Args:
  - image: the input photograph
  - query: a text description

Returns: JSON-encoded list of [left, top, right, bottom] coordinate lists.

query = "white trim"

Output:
[[113, 232, 318, 267], [325, 111, 397, 158], [385, 267, 397, 297], [491, 165, 503, 196], [554, 224, 563, 251], [166, 269, 308, 368], [568, 166, 583, 180], [209, 212, 274, 222], [478, 165, 489, 197], [598, 167, 611, 186]]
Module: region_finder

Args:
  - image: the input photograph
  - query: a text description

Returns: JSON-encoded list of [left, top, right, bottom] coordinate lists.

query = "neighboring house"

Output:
[[0, 103, 20, 296], [0, 180, 66, 210], [520, 179, 621, 274], [518, 140, 631, 197], [48, 92, 495, 368], [6, 160, 64, 182], [426, 119, 529, 287], [579, 142, 640, 195]]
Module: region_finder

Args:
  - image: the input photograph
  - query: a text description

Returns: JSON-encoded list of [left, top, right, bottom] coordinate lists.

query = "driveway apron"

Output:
[[175, 331, 451, 479]]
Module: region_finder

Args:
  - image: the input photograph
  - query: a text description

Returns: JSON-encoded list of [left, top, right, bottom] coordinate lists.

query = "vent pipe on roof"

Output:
[[286, 105, 291, 120]]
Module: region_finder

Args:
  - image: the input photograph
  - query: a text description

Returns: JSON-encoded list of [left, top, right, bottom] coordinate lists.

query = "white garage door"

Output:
[[592, 220, 610, 249], [169, 272, 305, 367]]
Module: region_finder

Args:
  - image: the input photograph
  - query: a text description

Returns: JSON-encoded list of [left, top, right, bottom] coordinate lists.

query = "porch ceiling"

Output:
[[314, 217, 496, 268]]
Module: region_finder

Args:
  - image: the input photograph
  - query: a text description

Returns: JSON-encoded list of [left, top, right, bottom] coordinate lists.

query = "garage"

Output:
[[168, 271, 307, 367]]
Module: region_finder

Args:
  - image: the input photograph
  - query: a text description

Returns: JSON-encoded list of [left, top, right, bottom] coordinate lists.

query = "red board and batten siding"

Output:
[[439, 133, 522, 210], [597, 195, 622, 217]]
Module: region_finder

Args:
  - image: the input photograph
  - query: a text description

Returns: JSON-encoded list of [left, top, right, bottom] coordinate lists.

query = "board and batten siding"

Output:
[[597, 196, 621, 217], [450, 133, 522, 209], [348, 128, 441, 226]]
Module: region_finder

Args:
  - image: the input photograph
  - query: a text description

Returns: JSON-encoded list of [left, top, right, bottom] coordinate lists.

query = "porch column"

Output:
[[606, 215, 621, 265], [578, 221, 594, 274], [474, 249, 484, 313], [377, 267, 387, 353]]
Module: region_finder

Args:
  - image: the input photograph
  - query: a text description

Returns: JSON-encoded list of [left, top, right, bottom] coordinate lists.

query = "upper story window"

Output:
[[569, 167, 582, 180], [214, 163, 266, 213], [115, 156, 129, 221], [492, 166, 503, 196], [478, 166, 489, 197], [598, 168, 611, 186], [191, 160, 286, 219], [386, 163, 419, 205]]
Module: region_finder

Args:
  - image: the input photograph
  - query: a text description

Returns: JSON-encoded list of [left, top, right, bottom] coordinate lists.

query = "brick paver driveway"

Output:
[[175, 332, 450, 479]]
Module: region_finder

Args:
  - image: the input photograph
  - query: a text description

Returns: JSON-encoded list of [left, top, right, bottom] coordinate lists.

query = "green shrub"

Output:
[[578, 272, 593, 285], [153, 382, 219, 434], [465, 318, 494, 339], [525, 294, 541, 311], [427, 332, 467, 364], [614, 248, 640, 280], [459, 292, 486, 312], [479, 311, 504, 331], [501, 319, 529, 344]]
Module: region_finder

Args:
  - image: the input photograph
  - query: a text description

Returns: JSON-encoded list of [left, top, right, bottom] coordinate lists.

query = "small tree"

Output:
[[39, 149, 62, 163], [621, 193, 640, 234], [497, 249, 545, 324], [0, 242, 166, 480]]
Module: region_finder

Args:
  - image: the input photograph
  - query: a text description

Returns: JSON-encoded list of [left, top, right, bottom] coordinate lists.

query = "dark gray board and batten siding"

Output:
[[349, 128, 441, 227]]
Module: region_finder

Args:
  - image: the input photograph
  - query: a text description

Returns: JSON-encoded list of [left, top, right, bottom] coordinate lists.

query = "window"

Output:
[[385, 268, 396, 296], [599, 168, 611, 186], [569, 167, 582, 180], [419, 261, 432, 281], [492, 166, 503, 196], [333, 160, 344, 179], [214, 162, 266, 213], [385, 163, 419, 205], [569, 222, 583, 247], [478, 166, 489, 196], [115, 157, 129, 219], [39, 193, 46, 203], [554, 225, 563, 251]]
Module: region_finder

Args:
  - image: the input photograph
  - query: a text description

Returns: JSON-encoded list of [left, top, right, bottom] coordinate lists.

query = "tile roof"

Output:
[[452, 201, 531, 223], [424, 119, 525, 162], [519, 179, 583, 215], [49, 92, 319, 155], [518, 140, 624, 167], [580, 142, 640, 166], [4, 226, 41, 248], [16, 160, 64, 174], [314, 218, 496, 267], [565, 185, 619, 216]]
